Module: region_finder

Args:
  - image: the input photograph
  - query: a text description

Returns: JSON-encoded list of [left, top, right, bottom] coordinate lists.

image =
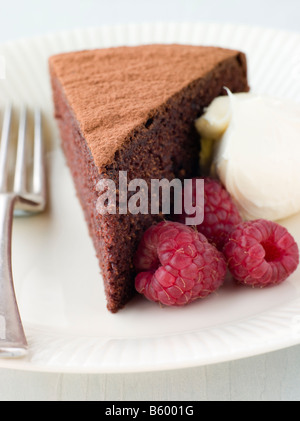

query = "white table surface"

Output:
[[0, 0, 300, 401]]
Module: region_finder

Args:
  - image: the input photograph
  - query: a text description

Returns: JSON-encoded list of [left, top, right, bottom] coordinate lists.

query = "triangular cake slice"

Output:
[[49, 44, 249, 313]]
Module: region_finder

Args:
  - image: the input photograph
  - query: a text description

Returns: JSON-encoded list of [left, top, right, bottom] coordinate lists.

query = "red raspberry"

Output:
[[223, 219, 299, 287], [134, 221, 227, 306], [175, 177, 242, 251]]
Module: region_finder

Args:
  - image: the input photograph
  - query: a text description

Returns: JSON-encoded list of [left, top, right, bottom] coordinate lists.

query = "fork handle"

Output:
[[0, 194, 27, 357]]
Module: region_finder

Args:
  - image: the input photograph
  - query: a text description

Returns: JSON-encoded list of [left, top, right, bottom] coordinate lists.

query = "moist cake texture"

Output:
[[49, 44, 249, 313]]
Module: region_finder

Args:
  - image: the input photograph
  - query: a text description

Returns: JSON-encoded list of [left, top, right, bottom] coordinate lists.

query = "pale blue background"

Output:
[[0, 0, 300, 401], [0, 0, 299, 43]]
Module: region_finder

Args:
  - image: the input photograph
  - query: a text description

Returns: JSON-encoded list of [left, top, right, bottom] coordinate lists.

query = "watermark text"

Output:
[[96, 172, 204, 226]]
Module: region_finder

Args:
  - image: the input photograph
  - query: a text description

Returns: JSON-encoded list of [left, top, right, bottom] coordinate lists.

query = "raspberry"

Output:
[[134, 221, 227, 306], [175, 177, 242, 251], [223, 219, 299, 287]]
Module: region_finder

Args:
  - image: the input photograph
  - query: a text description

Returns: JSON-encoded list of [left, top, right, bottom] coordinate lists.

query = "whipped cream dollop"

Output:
[[195, 91, 300, 221]]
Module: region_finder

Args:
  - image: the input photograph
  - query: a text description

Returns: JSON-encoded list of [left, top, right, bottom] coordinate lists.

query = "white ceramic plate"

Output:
[[0, 22, 300, 374]]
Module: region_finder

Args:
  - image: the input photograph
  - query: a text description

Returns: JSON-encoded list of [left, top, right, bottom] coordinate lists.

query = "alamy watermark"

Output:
[[0, 55, 5, 80], [95, 172, 204, 226]]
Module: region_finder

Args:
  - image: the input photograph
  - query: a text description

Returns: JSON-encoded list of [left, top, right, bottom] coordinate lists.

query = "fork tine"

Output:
[[32, 108, 45, 200], [0, 106, 46, 358], [13, 107, 27, 194], [0, 105, 12, 192]]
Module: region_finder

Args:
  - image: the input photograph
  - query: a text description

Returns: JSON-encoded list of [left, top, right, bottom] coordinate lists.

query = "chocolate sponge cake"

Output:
[[49, 44, 249, 313]]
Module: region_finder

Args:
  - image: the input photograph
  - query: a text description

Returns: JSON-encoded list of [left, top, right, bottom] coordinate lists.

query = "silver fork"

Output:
[[0, 105, 46, 358]]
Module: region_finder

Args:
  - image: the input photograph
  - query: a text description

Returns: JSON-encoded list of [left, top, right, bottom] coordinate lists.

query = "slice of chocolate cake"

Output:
[[49, 44, 249, 313]]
